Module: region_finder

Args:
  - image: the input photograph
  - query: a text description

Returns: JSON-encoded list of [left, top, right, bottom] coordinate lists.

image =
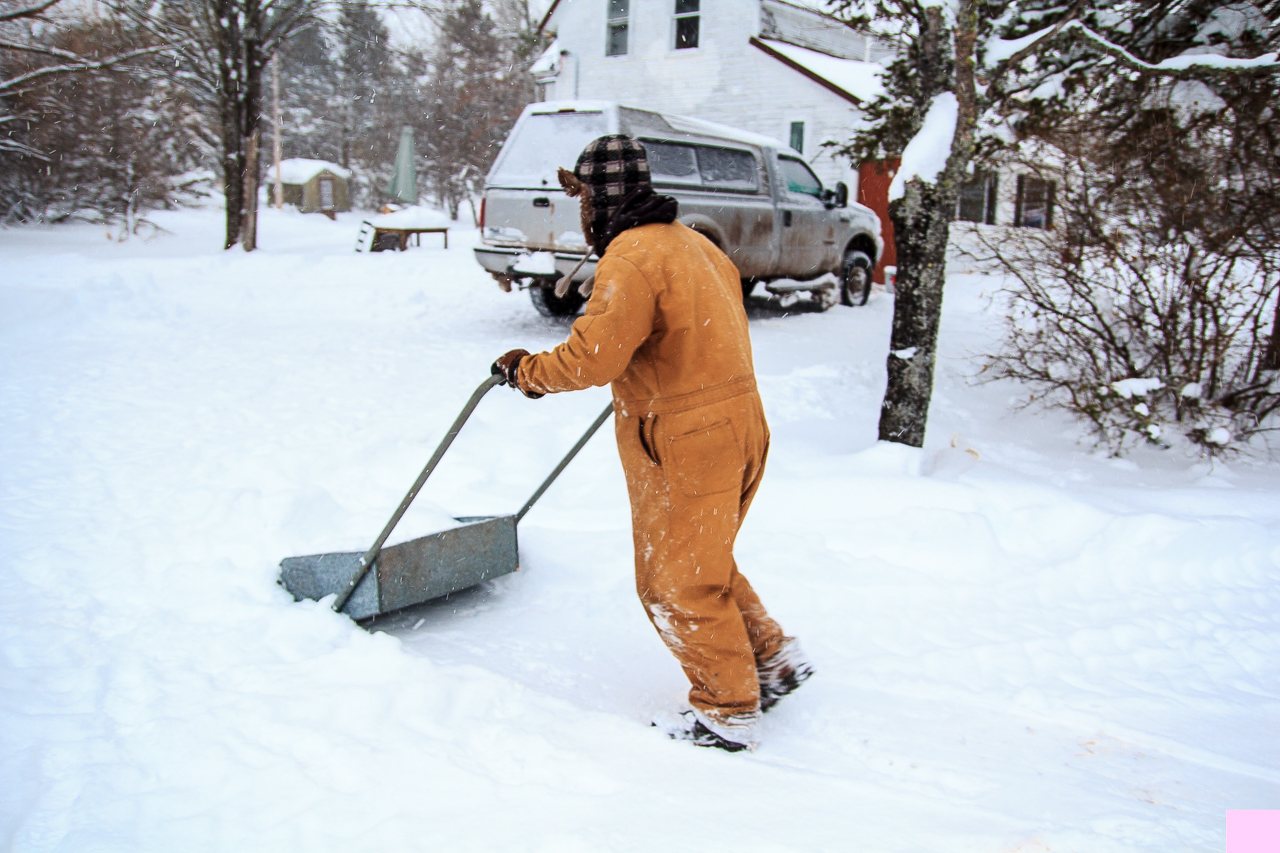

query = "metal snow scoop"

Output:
[[280, 374, 613, 620]]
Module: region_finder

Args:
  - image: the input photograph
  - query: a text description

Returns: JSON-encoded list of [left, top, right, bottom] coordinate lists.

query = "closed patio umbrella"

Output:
[[386, 126, 419, 205]]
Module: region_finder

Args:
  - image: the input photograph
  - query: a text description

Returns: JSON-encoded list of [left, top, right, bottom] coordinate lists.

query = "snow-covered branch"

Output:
[[0, 0, 60, 22], [889, 92, 958, 199], [0, 42, 181, 97], [987, 18, 1279, 80], [0, 39, 86, 59]]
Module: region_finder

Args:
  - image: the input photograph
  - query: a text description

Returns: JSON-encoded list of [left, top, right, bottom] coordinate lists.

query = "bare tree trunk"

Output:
[[879, 184, 952, 445], [877, 6, 952, 447], [877, 1, 979, 447], [242, 129, 260, 251], [222, 102, 244, 249], [272, 53, 283, 209], [1264, 293, 1280, 371]]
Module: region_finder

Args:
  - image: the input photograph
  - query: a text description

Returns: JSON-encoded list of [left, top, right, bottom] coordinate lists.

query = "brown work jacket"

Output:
[[518, 221, 757, 416]]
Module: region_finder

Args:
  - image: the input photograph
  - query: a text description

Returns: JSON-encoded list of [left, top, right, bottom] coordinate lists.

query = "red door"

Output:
[[858, 159, 899, 285]]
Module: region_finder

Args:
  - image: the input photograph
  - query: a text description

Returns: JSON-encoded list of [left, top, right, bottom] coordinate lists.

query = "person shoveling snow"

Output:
[[493, 135, 812, 752]]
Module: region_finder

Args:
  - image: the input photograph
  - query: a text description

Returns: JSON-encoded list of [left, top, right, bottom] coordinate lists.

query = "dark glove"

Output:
[[492, 349, 544, 398], [492, 348, 529, 386]]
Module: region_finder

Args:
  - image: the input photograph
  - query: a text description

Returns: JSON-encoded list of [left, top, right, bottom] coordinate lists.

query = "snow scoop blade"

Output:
[[280, 515, 518, 620]]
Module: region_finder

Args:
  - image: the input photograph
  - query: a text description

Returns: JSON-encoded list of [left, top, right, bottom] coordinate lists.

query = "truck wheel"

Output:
[[530, 283, 585, 318], [840, 251, 873, 307]]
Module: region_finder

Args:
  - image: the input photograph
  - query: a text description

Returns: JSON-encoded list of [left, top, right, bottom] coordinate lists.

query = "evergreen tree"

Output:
[[422, 0, 540, 219], [335, 0, 391, 176], [829, 0, 1279, 447], [277, 23, 341, 166]]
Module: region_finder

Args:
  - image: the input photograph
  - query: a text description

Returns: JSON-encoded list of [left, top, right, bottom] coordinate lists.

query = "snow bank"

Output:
[[889, 92, 958, 200], [1, 208, 1277, 851]]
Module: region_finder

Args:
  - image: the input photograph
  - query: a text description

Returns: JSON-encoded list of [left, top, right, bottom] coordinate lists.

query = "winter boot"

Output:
[[758, 637, 814, 712], [655, 710, 757, 753]]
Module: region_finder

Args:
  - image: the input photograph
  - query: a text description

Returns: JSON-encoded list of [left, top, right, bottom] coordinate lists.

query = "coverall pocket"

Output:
[[638, 415, 660, 467], [668, 420, 741, 498]]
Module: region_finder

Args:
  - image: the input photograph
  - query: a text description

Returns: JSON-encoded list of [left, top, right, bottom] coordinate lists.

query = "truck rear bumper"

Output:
[[474, 245, 597, 282]]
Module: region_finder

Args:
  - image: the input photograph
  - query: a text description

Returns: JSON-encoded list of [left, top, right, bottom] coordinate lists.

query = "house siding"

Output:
[[544, 0, 864, 190]]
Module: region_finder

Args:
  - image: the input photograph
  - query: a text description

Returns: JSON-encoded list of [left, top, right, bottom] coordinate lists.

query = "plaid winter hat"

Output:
[[574, 135, 652, 247]]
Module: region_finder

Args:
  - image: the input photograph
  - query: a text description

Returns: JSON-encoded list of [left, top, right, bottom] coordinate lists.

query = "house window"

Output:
[[789, 121, 804, 154], [1015, 174, 1055, 228], [674, 0, 699, 49], [956, 170, 997, 224], [606, 0, 629, 56]]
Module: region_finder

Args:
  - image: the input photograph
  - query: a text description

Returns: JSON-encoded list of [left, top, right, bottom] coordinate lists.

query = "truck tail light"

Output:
[[479, 197, 486, 230]]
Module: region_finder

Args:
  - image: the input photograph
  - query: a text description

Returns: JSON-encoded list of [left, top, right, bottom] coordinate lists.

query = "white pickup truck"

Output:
[[473, 100, 883, 317]]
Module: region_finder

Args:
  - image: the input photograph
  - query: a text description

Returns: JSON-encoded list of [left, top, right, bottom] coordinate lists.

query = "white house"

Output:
[[531, 0, 892, 191], [529, 0, 1060, 280]]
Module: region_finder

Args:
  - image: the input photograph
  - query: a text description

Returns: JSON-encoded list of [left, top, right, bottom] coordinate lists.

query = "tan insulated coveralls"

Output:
[[518, 221, 788, 727]]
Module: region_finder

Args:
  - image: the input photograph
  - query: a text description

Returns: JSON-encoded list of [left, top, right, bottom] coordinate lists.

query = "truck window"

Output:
[[643, 141, 701, 185], [489, 112, 609, 188], [642, 140, 759, 192], [779, 156, 823, 198], [698, 147, 757, 191]]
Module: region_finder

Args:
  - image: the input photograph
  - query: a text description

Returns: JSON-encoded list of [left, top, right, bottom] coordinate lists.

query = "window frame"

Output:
[[672, 0, 700, 51], [1015, 174, 1056, 229], [606, 0, 629, 57], [777, 154, 824, 199], [640, 138, 762, 195], [955, 170, 997, 225], [788, 121, 805, 154]]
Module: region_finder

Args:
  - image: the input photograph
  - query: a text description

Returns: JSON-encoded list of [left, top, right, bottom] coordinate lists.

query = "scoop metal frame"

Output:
[[279, 375, 613, 620]]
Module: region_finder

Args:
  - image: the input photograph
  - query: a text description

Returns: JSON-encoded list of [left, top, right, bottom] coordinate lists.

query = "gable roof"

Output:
[[749, 37, 885, 104], [536, 0, 561, 34], [276, 158, 352, 185]]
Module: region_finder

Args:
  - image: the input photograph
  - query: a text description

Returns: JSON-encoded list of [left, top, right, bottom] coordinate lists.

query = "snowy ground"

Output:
[[2, 206, 1277, 852]]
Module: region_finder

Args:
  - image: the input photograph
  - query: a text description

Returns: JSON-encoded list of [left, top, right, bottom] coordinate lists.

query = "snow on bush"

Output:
[[975, 148, 1280, 456]]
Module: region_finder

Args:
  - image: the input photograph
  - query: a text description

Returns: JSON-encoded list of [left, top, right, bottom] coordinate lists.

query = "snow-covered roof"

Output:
[[275, 158, 352, 185], [752, 38, 886, 103], [658, 114, 788, 150], [530, 39, 560, 76], [536, 0, 561, 32], [368, 206, 452, 229], [528, 99, 614, 114], [768, 0, 840, 17], [528, 0, 557, 31]]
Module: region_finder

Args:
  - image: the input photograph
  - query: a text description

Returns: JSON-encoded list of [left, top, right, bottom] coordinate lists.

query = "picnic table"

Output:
[[356, 207, 452, 252]]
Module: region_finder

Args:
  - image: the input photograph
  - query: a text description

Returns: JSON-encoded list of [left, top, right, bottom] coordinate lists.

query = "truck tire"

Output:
[[840, 250, 873, 307], [530, 283, 585, 318]]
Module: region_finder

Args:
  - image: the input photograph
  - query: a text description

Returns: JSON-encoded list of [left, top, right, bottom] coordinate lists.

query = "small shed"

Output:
[[276, 159, 352, 215]]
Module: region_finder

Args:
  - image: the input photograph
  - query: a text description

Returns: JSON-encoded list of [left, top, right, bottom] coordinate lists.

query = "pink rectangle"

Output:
[[1227, 810, 1280, 853]]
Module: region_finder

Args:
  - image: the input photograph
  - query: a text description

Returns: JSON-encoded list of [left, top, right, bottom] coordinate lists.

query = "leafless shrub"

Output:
[[975, 146, 1280, 455]]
